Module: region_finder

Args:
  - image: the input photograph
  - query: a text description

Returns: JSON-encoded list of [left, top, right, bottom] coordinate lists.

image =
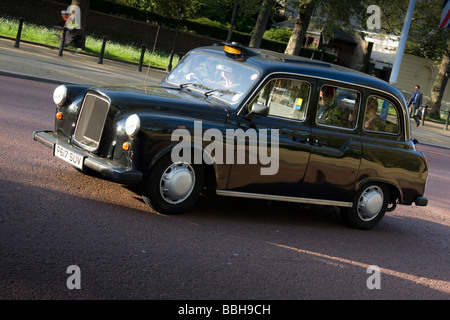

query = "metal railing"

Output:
[[7, 16, 176, 72], [420, 105, 450, 130]]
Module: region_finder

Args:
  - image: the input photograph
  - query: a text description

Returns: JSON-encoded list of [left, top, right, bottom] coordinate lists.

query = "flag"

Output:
[[440, 0, 450, 28]]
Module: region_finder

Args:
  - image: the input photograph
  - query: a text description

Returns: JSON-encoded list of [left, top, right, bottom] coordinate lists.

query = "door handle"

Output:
[[292, 135, 309, 144], [310, 137, 323, 146]]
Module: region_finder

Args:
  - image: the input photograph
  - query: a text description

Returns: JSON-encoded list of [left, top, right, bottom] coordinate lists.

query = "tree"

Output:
[[283, 0, 367, 56], [226, 0, 239, 42], [284, 0, 315, 55], [427, 42, 450, 119], [375, 0, 450, 120], [151, 0, 191, 18], [249, 0, 273, 48]]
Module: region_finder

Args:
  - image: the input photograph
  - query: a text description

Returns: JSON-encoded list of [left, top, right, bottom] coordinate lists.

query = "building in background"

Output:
[[271, 2, 449, 109]]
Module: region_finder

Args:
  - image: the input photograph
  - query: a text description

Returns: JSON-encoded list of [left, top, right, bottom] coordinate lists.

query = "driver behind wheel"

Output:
[[217, 64, 239, 88], [185, 60, 213, 82]]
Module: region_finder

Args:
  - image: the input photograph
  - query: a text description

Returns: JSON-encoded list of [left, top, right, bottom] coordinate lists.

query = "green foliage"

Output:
[[0, 18, 60, 46], [187, 0, 260, 33], [372, 0, 450, 60], [110, 0, 261, 33], [85, 36, 179, 68], [114, 0, 153, 8], [263, 28, 292, 43], [189, 17, 228, 29], [0, 17, 176, 69]]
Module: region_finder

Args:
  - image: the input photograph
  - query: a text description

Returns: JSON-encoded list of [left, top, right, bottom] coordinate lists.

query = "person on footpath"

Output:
[[408, 85, 423, 127]]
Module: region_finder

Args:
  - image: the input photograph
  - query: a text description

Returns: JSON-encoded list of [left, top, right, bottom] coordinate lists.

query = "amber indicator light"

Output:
[[224, 45, 242, 55]]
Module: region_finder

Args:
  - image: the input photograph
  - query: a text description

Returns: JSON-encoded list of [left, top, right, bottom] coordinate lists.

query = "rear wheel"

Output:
[[142, 154, 204, 215], [341, 183, 389, 230]]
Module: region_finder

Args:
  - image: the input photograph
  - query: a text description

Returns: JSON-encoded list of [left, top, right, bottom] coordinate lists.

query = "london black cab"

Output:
[[33, 43, 428, 230]]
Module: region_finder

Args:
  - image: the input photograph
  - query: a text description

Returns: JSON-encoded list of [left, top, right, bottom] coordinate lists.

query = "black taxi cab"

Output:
[[33, 43, 428, 230]]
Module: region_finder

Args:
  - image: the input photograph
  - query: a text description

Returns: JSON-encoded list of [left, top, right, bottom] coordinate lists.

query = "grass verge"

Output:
[[0, 17, 178, 69]]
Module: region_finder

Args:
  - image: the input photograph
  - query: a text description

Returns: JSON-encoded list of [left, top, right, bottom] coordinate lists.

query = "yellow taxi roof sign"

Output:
[[224, 45, 242, 55], [222, 42, 258, 61]]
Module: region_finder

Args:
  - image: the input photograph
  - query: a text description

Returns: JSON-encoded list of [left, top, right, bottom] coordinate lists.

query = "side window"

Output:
[[251, 78, 310, 121], [364, 96, 399, 134], [316, 85, 360, 129]]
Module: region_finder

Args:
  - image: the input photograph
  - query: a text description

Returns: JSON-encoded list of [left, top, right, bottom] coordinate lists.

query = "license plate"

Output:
[[54, 144, 84, 170]]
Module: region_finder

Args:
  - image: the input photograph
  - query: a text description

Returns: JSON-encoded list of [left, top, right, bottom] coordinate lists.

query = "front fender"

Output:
[[137, 116, 230, 186], [54, 85, 91, 138]]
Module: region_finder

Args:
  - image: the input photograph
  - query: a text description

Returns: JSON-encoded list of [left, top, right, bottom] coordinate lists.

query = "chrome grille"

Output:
[[73, 94, 110, 151]]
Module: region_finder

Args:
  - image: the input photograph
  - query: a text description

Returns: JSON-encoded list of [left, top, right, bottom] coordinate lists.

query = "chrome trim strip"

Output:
[[215, 190, 353, 207]]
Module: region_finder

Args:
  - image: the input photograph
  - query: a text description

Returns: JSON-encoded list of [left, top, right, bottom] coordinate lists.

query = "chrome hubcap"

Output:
[[357, 186, 383, 221], [159, 163, 195, 204]]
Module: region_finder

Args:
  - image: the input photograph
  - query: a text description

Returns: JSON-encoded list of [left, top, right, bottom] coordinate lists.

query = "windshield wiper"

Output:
[[180, 83, 213, 92], [204, 88, 239, 97]]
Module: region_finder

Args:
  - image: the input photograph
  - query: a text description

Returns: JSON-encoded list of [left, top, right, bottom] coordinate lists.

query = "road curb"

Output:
[[0, 70, 72, 85], [416, 141, 450, 150]]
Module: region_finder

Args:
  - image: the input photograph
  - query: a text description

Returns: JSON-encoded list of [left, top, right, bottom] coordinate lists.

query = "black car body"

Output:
[[33, 43, 428, 229]]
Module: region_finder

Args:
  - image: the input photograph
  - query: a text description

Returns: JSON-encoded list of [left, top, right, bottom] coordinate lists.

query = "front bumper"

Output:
[[33, 130, 143, 184]]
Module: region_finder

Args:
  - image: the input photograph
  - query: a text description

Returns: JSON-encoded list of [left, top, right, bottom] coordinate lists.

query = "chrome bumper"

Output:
[[33, 130, 143, 184]]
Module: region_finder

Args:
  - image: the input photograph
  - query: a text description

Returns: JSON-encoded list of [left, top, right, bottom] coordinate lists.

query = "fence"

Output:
[[5, 15, 179, 72]]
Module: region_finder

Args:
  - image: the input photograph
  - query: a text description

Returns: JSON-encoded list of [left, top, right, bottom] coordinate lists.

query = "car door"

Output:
[[225, 76, 313, 197], [301, 83, 363, 202]]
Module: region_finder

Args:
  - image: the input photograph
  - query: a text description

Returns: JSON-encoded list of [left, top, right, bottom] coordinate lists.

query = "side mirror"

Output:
[[412, 138, 419, 145], [246, 103, 269, 118]]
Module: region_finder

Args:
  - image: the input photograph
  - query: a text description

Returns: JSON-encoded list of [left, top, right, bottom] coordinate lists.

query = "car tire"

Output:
[[341, 183, 389, 230], [142, 154, 204, 215]]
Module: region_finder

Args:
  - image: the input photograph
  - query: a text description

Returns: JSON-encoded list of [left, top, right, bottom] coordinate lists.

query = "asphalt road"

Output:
[[0, 75, 449, 301]]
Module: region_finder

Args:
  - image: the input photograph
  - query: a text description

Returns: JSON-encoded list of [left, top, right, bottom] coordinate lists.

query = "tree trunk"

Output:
[[427, 42, 450, 120], [284, 0, 315, 56], [226, 0, 239, 43], [249, 0, 273, 48]]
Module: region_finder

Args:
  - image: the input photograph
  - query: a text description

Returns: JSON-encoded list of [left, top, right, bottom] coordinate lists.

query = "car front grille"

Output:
[[73, 93, 110, 151]]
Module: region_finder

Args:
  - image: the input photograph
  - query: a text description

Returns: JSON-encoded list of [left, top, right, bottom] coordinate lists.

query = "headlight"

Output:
[[53, 85, 67, 106], [125, 114, 141, 137]]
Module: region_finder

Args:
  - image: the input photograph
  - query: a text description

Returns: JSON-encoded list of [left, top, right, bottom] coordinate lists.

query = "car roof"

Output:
[[194, 45, 406, 106]]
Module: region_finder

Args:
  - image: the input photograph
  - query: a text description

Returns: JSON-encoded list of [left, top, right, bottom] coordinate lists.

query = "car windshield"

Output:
[[165, 51, 261, 106]]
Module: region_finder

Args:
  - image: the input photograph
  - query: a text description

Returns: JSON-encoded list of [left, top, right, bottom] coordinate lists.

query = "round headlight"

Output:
[[125, 114, 141, 137], [53, 85, 67, 106]]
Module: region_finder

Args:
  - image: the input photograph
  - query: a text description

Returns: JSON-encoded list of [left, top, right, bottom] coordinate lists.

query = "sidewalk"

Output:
[[410, 119, 450, 150], [0, 37, 166, 85], [1, 37, 449, 149]]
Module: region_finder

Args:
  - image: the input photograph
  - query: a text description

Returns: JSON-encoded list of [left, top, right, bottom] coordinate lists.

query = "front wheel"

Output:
[[141, 154, 204, 215], [341, 183, 389, 230]]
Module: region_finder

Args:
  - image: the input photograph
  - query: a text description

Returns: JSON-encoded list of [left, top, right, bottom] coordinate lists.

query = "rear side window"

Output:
[[364, 96, 399, 134], [251, 78, 310, 121], [316, 85, 360, 129]]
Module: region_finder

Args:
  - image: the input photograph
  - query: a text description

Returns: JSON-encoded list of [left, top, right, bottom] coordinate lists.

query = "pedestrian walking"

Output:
[[408, 85, 423, 127]]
